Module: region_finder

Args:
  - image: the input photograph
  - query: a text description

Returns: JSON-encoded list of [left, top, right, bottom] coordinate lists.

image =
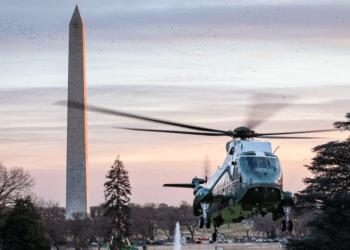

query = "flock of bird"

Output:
[[0, 19, 64, 47]]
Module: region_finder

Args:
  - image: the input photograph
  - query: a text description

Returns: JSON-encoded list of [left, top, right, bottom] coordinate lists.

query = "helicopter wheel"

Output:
[[280, 220, 286, 232], [199, 217, 204, 228], [287, 220, 293, 232], [205, 218, 211, 229], [212, 232, 217, 242]]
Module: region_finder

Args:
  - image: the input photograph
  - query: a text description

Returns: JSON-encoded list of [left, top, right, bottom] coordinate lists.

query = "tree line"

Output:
[[0, 157, 197, 250], [0, 192, 197, 250], [252, 209, 315, 239]]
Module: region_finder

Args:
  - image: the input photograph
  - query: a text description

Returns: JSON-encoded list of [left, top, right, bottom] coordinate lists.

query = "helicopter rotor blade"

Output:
[[54, 100, 229, 134], [257, 135, 327, 139], [245, 94, 293, 130], [116, 127, 230, 136], [257, 128, 338, 136]]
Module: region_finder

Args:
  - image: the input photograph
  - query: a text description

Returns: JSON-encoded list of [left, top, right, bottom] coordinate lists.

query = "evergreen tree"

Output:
[[0, 197, 51, 250], [286, 113, 350, 250], [104, 156, 131, 249]]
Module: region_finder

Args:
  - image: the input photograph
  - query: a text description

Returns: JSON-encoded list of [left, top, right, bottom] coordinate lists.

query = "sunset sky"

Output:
[[1, 0, 349, 207]]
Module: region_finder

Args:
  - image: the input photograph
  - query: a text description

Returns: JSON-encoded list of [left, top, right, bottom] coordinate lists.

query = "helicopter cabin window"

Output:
[[213, 171, 231, 195], [239, 156, 280, 171], [223, 172, 231, 195]]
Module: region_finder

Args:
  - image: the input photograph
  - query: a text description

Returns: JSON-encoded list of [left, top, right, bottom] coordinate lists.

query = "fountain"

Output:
[[173, 222, 181, 250]]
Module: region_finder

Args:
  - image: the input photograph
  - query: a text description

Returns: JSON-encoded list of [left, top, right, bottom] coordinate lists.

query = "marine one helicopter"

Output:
[[55, 98, 336, 241]]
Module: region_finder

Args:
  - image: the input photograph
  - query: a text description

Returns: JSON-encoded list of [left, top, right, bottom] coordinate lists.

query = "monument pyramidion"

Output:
[[66, 5, 90, 219]]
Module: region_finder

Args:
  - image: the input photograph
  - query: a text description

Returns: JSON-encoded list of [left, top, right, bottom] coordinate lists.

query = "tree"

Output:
[[267, 226, 277, 239], [104, 156, 132, 249], [286, 113, 350, 250], [142, 203, 161, 241], [159, 204, 178, 241], [0, 197, 50, 250], [0, 163, 35, 215], [252, 214, 273, 238], [91, 205, 114, 250], [252, 210, 314, 239], [178, 201, 198, 241], [67, 212, 91, 250], [130, 203, 148, 244], [39, 200, 67, 250], [93, 216, 114, 250]]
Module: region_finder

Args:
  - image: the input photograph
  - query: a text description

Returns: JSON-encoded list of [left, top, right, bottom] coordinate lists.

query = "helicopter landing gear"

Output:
[[199, 217, 204, 228], [205, 218, 211, 229], [287, 220, 293, 232], [212, 227, 218, 242], [281, 206, 293, 232], [200, 203, 210, 228], [281, 219, 293, 232], [280, 220, 286, 231]]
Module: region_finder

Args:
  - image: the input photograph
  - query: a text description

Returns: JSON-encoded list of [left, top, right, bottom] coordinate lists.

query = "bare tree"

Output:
[[143, 203, 161, 241], [130, 203, 161, 242], [93, 216, 114, 250], [91, 205, 114, 250], [252, 214, 271, 238], [38, 200, 67, 250], [159, 204, 178, 241], [0, 163, 35, 214], [252, 210, 315, 239], [67, 212, 92, 250], [178, 201, 198, 241], [130, 203, 148, 244]]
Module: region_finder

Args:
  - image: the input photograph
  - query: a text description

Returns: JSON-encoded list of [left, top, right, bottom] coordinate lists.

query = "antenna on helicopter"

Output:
[[273, 146, 280, 154]]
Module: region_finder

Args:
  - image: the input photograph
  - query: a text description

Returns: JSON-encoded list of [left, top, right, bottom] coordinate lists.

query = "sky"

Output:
[[1, 0, 350, 207]]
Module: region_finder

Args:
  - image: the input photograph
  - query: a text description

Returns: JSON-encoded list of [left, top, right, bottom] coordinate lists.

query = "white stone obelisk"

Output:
[[66, 5, 90, 219]]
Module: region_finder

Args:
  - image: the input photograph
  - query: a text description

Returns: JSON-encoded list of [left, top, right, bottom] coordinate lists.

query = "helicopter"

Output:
[[55, 97, 337, 241]]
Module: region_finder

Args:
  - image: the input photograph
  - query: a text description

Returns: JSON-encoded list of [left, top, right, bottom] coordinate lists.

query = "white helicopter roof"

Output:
[[226, 140, 273, 154]]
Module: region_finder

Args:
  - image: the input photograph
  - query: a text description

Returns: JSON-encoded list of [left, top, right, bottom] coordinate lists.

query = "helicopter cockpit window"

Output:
[[229, 147, 235, 155], [239, 157, 279, 171], [265, 158, 279, 170]]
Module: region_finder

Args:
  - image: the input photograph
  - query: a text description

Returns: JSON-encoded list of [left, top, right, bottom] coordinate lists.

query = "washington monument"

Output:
[[66, 5, 90, 219]]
